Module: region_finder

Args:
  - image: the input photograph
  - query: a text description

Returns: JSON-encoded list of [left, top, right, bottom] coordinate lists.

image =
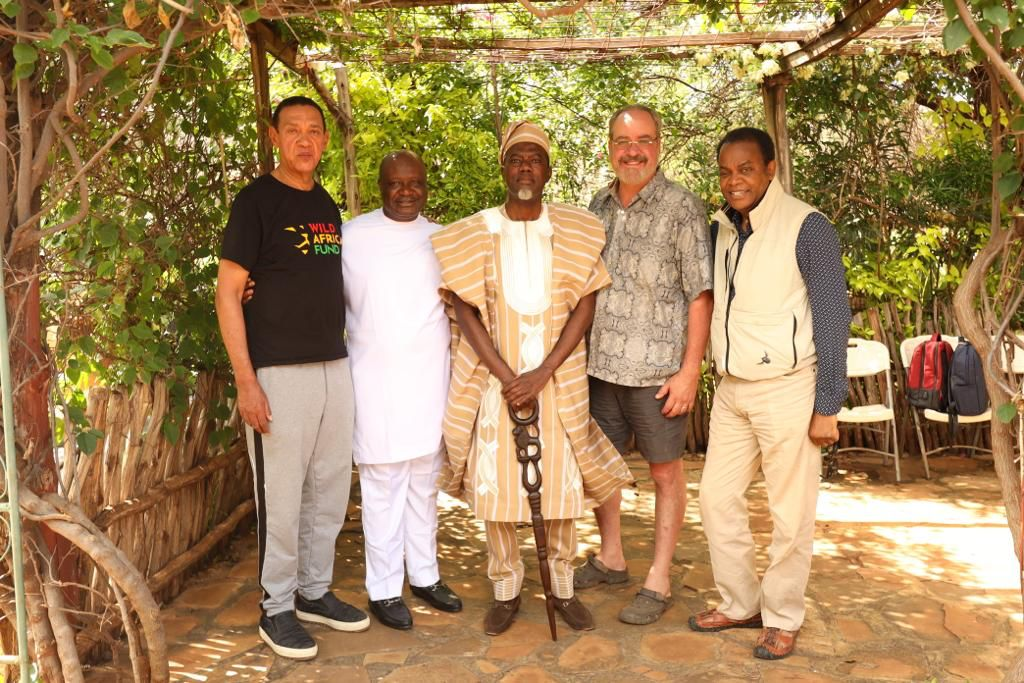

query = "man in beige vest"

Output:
[[688, 128, 850, 660]]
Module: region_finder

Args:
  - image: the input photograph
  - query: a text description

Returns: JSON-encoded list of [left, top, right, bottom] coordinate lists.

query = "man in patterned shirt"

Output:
[[576, 104, 714, 625]]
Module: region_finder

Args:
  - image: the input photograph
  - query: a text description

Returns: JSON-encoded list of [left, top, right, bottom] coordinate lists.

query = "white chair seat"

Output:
[[839, 404, 895, 423], [922, 408, 992, 424]]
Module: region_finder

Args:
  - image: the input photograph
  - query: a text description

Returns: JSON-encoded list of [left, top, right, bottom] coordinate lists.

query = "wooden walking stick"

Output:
[[509, 400, 558, 641]]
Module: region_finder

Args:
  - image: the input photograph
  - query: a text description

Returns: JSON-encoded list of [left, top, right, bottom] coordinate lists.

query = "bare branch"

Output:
[[34, 118, 89, 242], [516, 0, 589, 20], [955, 0, 1024, 104], [9, 1, 195, 256], [15, 9, 35, 227]]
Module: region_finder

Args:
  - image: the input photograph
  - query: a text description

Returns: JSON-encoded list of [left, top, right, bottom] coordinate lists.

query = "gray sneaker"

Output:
[[296, 592, 371, 632]]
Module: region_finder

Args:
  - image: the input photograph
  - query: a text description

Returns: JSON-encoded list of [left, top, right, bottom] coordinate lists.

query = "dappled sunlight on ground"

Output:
[[85, 453, 1020, 682]]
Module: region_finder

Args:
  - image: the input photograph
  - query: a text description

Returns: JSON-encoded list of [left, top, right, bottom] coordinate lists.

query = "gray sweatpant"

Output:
[[245, 358, 354, 617]]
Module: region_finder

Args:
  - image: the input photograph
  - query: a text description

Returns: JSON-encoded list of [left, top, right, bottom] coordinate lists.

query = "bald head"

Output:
[[378, 150, 427, 222]]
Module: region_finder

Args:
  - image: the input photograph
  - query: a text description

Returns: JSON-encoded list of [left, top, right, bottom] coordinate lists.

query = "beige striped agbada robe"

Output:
[[432, 202, 633, 524]]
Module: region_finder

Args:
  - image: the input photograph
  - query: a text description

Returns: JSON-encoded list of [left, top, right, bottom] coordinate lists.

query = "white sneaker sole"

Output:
[[258, 626, 317, 660], [296, 608, 371, 633]]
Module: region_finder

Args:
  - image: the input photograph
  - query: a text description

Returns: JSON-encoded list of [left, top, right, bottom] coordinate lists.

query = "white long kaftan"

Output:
[[342, 208, 450, 465]]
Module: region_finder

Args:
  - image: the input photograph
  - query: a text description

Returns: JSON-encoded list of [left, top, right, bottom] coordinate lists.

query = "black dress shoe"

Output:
[[410, 580, 463, 613], [368, 597, 413, 630]]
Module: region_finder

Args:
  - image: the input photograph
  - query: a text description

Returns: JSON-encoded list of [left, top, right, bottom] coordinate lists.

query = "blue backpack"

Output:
[[947, 337, 989, 436]]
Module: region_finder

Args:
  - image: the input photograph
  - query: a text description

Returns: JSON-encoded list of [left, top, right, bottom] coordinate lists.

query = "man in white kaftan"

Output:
[[343, 151, 463, 630]]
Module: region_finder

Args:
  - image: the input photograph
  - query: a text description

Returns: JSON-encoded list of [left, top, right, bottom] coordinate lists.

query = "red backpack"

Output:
[[906, 333, 954, 411]]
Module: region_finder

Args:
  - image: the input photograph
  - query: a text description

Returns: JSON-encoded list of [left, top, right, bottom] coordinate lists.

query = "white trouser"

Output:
[[699, 366, 821, 631], [359, 451, 443, 601]]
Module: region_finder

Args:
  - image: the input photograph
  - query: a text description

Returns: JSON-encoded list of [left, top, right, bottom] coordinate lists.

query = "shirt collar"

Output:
[[483, 204, 553, 237], [602, 169, 668, 209]]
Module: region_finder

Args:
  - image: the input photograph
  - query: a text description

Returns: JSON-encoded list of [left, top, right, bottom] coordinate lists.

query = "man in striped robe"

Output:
[[431, 121, 633, 636]]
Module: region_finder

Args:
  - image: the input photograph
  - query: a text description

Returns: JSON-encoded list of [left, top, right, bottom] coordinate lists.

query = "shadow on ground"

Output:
[[86, 452, 1020, 682]]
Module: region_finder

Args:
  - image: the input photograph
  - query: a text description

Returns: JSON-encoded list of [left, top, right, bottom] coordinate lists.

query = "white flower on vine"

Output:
[[857, 83, 869, 93], [815, 113, 827, 121], [760, 59, 781, 76], [741, 48, 756, 64], [731, 62, 745, 79], [894, 70, 910, 85], [695, 51, 713, 67], [757, 43, 780, 56], [840, 89, 851, 101]]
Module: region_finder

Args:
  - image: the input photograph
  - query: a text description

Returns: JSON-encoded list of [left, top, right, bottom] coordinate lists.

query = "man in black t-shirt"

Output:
[[216, 96, 369, 660]]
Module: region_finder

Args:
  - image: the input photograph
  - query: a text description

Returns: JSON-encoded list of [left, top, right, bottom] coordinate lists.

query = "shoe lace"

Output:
[[380, 597, 403, 607]]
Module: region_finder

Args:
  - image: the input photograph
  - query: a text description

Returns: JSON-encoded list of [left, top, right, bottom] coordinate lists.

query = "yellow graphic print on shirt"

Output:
[[285, 222, 341, 256]]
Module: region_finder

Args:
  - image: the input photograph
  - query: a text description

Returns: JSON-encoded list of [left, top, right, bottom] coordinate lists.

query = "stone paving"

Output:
[[86, 452, 1021, 682]]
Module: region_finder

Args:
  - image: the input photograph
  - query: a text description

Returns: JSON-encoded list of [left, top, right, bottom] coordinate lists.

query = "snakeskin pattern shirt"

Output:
[[587, 171, 714, 387]]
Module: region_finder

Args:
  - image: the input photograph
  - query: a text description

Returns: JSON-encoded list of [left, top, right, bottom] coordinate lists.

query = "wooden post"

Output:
[[249, 28, 274, 175], [490, 63, 503, 147], [761, 74, 793, 194], [334, 65, 361, 217]]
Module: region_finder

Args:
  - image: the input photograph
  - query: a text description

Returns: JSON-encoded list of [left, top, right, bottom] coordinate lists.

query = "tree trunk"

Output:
[[953, 232, 1021, 560]]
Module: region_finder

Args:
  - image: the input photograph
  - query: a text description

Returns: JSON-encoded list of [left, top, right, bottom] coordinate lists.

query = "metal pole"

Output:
[[0, 254, 32, 682]]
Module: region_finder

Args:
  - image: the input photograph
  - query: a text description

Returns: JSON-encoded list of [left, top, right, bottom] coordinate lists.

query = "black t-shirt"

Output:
[[220, 174, 347, 369]]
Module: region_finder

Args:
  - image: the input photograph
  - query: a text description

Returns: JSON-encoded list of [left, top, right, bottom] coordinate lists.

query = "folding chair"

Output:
[[837, 338, 901, 480], [899, 334, 1004, 479]]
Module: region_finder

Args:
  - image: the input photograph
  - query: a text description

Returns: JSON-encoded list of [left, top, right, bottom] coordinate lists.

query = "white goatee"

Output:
[[516, 188, 534, 201]]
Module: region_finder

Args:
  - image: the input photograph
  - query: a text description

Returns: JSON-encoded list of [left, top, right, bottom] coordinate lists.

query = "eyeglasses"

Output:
[[611, 137, 660, 149]]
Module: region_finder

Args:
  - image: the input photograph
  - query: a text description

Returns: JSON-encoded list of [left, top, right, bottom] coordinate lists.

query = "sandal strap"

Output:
[[636, 587, 671, 604]]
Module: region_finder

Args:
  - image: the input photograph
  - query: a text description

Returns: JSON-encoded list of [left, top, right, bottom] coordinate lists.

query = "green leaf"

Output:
[[995, 402, 1019, 424], [997, 171, 1022, 199], [105, 28, 151, 47], [13, 43, 38, 64], [50, 27, 70, 47], [240, 8, 261, 24], [983, 5, 1009, 29], [161, 418, 181, 444], [97, 260, 115, 278], [78, 336, 96, 355], [66, 405, 86, 424], [13, 62, 33, 80], [1006, 28, 1024, 48], [131, 323, 154, 341], [994, 151, 1015, 174], [97, 223, 119, 247], [943, 19, 971, 51], [1, 2, 21, 19], [77, 430, 99, 455], [90, 45, 114, 70]]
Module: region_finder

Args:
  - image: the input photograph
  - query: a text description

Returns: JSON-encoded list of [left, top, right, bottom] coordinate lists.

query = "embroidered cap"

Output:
[[500, 121, 551, 161]]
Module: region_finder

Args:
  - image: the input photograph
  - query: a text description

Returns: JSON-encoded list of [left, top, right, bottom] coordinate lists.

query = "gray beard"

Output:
[[516, 188, 534, 201]]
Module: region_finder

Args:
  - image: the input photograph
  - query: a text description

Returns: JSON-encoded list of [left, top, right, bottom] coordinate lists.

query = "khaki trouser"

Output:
[[485, 519, 576, 601], [699, 366, 821, 631]]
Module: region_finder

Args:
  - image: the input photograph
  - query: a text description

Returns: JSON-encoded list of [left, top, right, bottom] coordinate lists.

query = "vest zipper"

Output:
[[724, 233, 741, 374], [791, 314, 798, 368]]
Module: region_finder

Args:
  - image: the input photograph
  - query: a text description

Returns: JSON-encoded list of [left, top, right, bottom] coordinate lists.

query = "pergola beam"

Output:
[[310, 23, 939, 54], [781, 0, 908, 71]]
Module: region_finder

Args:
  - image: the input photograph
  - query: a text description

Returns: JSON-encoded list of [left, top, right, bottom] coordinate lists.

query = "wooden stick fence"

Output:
[[60, 371, 252, 652]]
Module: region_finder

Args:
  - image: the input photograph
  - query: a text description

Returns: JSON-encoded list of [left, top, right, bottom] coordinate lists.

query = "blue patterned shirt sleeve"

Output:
[[796, 212, 851, 416]]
